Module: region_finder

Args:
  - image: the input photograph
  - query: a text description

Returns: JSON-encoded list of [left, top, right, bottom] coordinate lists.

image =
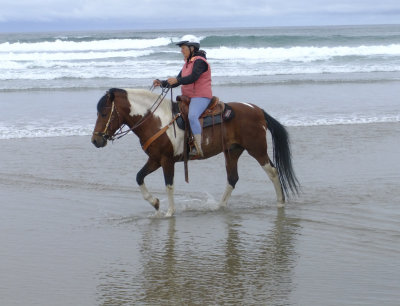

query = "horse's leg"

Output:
[[161, 158, 176, 217], [245, 137, 285, 206], [136, 158, 161, 210], [262, 161, 285, 207], [219, 147, 244, 208]]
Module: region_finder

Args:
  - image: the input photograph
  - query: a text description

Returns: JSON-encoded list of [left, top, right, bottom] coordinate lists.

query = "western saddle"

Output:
[[176, 95, 225, 122]]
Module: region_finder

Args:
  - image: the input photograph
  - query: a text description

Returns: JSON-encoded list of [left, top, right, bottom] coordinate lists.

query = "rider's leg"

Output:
[[188, 97, 210, 157]]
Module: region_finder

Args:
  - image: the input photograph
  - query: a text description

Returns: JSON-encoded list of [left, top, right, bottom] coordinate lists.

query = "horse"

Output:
[[91, 88, 299, 216]]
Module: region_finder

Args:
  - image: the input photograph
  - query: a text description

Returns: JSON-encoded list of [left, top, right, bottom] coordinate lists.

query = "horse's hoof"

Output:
[[277, 202, 285, 208], [153, 210, 162, 218], [218, 202, 228, 209], [165, 208, 175, 217], [153, 198, 160, 210]]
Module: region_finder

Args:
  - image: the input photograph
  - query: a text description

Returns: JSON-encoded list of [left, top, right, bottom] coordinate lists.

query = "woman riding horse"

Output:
[[153, 35, 211, 157], [91, 37, 299, 216]]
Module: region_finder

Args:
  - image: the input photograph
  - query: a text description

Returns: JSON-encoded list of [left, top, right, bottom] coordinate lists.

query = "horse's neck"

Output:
[[126, 89, 172, 119], [125, 89, 173, 140]]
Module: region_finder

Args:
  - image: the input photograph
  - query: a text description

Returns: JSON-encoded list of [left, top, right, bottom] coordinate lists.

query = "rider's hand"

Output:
[[153, 79, 161, 87], [167, 77, 178, 86]]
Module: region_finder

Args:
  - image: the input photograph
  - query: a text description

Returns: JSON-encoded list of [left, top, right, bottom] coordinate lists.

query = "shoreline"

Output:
[[2, 79, 400, 141], [2, 72, 400, 93]]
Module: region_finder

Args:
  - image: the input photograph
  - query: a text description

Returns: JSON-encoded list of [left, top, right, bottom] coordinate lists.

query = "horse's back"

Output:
[[227, 102, 265, 123]]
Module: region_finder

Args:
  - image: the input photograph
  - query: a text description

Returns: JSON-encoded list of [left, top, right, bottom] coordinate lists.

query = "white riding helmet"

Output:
[[176, 35, 200, 50]]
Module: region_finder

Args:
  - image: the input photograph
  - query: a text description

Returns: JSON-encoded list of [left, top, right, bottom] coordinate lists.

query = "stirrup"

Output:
[[189, 147, 199, 157], [189, 144, 204, 157]]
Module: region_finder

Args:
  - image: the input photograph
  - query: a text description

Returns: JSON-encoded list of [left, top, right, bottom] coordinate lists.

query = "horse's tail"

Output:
[[263, 110, 300, 198]]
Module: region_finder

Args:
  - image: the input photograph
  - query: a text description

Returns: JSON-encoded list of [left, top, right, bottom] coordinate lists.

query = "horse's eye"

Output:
[[101, 113, 107, 118]]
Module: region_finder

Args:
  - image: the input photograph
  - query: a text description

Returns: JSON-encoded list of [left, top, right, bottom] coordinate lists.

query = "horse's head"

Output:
[[91, 89, 126, 148]]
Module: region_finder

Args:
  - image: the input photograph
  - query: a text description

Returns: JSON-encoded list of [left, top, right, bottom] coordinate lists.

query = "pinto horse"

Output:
[[91, 88, 299, 216]]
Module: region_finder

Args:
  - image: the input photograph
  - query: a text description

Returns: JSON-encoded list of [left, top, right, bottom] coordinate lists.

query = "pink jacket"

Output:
[[181, 56, 212, 99]]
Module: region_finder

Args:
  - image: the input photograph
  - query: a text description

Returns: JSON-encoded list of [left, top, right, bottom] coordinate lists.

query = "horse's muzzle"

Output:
[[91, 133, 108, 148]]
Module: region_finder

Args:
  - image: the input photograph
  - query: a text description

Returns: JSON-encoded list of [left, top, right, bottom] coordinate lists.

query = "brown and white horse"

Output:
[[91, 88, 299, 216]]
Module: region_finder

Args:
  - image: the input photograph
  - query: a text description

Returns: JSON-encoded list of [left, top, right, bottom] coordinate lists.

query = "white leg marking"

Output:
[[262, 163, 285, 206], [165, 184, 175, 217], [139, 184, 159, 208], [219, 183, 234, 208]]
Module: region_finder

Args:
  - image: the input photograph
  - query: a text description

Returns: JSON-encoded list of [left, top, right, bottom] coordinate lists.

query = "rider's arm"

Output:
[[160, 71, 182, 88], [176, 60, 208, 85], [158, 59, 208, 87]]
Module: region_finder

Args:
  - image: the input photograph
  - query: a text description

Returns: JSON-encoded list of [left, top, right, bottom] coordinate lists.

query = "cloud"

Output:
[[0, 0, 400, 31], [0, 0, 267, 21]]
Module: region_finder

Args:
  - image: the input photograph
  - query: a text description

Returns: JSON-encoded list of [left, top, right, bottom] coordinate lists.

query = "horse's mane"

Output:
[[124, 88, 172, 118], [97, 88, 173, 122], [125, 88, 159, 100]]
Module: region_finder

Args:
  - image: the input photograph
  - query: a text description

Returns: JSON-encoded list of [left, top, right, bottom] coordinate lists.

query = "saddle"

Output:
[[177, 95, 224, 118], [174, 95, 234, 130]]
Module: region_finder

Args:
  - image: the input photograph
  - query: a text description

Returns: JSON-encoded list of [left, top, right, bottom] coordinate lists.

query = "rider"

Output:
[[153, 35, 212, 157]]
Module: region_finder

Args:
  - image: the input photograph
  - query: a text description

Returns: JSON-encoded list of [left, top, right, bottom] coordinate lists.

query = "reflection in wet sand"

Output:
[[96, 209, 300, 304]]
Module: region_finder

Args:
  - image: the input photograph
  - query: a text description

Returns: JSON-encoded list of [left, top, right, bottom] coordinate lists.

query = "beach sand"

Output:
[[1, 121, 400, 305]]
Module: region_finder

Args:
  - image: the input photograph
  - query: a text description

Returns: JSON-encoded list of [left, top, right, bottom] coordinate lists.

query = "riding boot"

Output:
[[190, 134, 204, 157]]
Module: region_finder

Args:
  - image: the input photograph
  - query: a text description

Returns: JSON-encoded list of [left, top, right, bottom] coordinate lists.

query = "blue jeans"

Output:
[[188, 97, 211, 134]]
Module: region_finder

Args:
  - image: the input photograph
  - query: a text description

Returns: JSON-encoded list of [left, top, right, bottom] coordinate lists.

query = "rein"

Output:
[[102, 86, 171, 142]]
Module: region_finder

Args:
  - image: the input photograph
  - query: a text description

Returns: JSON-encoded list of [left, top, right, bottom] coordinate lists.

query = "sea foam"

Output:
[[1, 114, 399, 139]]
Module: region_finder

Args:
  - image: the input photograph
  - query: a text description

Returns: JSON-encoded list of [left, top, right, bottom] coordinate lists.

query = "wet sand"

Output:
[[1, 122, 400, 305]]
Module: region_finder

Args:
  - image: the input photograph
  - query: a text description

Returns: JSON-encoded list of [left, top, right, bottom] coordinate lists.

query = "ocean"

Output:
[[2, 25, 400, 88], [1, 25, 400, 305], [1, 25, 400, 139]]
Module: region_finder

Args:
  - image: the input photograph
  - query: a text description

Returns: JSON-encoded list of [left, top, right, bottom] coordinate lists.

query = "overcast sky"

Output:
[[1, 0, 400, 32]]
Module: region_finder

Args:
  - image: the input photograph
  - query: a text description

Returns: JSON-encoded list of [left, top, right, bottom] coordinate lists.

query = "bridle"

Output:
[[92, 86, 171, 142], [92, 94, 120, 141]]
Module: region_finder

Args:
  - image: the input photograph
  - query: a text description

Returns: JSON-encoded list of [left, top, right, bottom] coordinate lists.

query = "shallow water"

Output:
[[1, 121, 400, 305]]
